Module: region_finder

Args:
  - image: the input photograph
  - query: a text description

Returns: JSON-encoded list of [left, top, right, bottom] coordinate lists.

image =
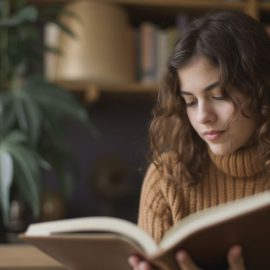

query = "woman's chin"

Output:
[[208, 144, 237, 156]]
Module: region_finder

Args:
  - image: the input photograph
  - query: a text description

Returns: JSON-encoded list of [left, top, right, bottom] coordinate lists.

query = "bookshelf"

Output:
[[36, 0, 266, 102], [260, 1, 270, 11], [57, 80, 157, 102], [33, 0, 257, 16]]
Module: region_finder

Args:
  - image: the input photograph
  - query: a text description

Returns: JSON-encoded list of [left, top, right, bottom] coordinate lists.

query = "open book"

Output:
[[21, 192, 270, 270]]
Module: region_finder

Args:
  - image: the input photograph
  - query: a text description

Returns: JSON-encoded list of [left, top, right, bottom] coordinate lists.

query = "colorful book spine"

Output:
[[139, 22, 158, 84]]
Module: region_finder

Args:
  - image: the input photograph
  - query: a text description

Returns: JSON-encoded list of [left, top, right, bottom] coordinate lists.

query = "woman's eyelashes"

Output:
[[185, 100, 196, 107], [182, 95, 226, 107], [212, 95, 225, 100]]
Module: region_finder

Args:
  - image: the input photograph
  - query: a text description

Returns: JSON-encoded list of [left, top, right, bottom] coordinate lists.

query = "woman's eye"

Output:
[[212, 95, 225, 100], [181, 95, 197, 107], [185, 100, 196, 107]]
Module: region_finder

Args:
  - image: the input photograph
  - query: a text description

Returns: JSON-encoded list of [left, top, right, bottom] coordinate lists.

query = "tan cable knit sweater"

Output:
[[138, 145, 270, 243]]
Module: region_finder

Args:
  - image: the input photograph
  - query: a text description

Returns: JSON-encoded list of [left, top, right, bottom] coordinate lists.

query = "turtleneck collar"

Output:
[[208, 145, 264, 178]]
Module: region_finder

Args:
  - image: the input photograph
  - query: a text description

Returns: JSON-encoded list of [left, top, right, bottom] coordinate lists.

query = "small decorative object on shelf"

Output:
[[39, 191, 67, 222]]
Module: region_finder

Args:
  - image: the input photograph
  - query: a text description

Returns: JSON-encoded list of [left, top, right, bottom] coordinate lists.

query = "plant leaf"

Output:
[[53, 19, 76, 38], [7, 145, 40, 218], [13, 0, 28, 10], [24, 76, 98, 136], [0, 151, 13, 226], [13, 92, 28, 133], [0, 6, 38, 27], [11, 88, 43, 145], [0, 92, 16, 133], [44, 45, 62, 55], [20, 91, 42, 145], [14, 6, 38, 22], [2, 130, 27, 146]]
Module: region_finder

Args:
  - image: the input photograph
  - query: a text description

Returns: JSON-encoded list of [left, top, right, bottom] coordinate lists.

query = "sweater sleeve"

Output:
[[138, 163, 173, 243]]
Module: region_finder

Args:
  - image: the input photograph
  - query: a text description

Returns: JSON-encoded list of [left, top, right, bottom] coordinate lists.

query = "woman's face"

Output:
[[178, 57, 258, 155]]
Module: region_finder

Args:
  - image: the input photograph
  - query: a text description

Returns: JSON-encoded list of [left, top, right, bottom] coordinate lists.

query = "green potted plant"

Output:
[[0, 0, 95, 226]]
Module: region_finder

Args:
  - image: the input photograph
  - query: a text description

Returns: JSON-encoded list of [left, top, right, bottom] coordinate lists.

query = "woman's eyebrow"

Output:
[[180, 81, 220, 95]]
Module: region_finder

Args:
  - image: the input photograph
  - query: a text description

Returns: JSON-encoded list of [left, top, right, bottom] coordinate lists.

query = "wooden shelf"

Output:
[[58, 80, 157, 92], [260, 2, 270, 11], [57, 80, 158, 102], [102, 0, 249, 23], [33, 0, 245, 9], [37, 0, 265, 101], [32, 0, 247, 19], [31, 0, 260, 18], [102, 0, 246, 9]]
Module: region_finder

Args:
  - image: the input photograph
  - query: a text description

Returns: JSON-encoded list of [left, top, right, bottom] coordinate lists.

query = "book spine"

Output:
[[139, 22, 158, 84], [156, 29, 168, 83]]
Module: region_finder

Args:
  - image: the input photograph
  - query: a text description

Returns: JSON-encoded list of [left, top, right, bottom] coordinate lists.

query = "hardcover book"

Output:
[[21, 192, 270, 270]]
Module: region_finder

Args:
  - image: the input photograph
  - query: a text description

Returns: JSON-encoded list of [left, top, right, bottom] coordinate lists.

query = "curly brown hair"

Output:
[[150, 11, 270, 183]]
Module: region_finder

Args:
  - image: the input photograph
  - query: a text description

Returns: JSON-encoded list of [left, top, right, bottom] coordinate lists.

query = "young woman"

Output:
[[129, 10, 270, 270]]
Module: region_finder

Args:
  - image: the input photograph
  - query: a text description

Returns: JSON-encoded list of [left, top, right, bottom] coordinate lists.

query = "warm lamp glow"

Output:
[[47, 1, 134, 84]]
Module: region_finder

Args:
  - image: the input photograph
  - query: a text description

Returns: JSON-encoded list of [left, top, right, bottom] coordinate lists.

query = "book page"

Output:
[[159, 192, 270, 250], [25, 216, 158, 255]]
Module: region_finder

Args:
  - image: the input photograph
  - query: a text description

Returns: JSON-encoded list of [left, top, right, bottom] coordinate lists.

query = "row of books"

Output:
[[133, 15, 189, 84], [134, 20, 270, 85]]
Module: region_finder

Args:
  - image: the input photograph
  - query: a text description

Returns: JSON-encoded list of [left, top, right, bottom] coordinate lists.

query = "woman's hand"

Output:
[[175, 245, 245, 270], [128, 255, 153, 270], [128, 245, 246, 270]]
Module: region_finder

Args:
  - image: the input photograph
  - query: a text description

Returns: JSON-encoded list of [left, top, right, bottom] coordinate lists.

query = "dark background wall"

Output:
[[63, 94, 154, 223]]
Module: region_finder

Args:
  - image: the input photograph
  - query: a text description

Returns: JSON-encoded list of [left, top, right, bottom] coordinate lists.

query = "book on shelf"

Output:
[[156, 28, 168, 82], [139, 22, 158, 84], [21, 192, 270, 270]]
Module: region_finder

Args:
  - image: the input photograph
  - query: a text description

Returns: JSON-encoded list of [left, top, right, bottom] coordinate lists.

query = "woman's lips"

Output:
[[203, 130, 225, 141]]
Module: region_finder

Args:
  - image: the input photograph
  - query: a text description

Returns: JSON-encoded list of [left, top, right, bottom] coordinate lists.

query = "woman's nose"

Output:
[[196, 102, 216, 124]]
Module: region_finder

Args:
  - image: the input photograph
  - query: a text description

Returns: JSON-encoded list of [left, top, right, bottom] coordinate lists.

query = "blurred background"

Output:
[[0, 0, 268, 243]]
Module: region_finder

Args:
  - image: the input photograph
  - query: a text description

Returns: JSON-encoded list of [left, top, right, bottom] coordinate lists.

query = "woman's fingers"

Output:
[[130, 246, 245, 270], [128, 255, 141, 268], [176, 250, 202, 270], [227, 245, 246, 270], [128, 255, 153, 270], [138, 261, 153, 270]]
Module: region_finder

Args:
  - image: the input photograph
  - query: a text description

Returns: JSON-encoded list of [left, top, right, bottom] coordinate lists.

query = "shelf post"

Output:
[[245, 0, 259, 20]]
